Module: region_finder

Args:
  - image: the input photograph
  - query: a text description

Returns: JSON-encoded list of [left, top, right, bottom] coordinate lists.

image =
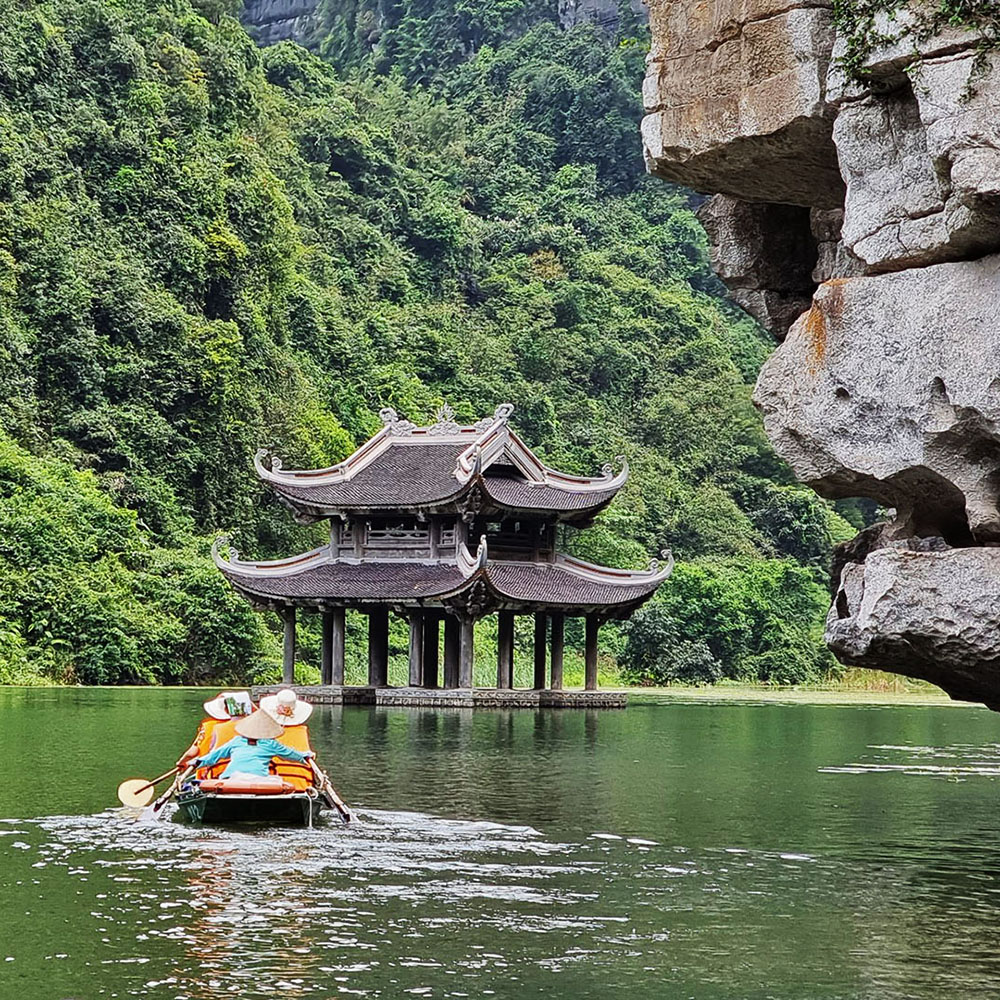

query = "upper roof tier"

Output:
[[255, 404, 627, 523]]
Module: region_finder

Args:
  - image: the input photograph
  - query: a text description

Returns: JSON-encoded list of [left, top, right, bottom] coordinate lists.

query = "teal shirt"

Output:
[[197, 736, 310, 778]]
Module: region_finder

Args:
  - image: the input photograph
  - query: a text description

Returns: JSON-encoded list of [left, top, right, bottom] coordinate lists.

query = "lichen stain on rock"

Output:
[[803, 305, 827, 373], [806, 278, 850, 373]]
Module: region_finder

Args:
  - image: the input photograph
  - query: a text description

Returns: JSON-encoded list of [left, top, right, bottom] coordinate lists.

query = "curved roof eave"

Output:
[[211, 537, 671, 613]]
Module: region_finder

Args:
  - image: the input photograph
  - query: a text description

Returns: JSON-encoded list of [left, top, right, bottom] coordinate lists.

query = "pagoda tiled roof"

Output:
[[481, 475, 621, 513], [269, 443, 469, 509], [255, 404, 627, 522], [213, 538, 671, 616]]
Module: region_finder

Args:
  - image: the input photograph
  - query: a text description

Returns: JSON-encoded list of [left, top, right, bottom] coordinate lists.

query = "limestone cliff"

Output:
[[240, 0, 647, 47], [242, 0, 320, 45], [643, 1, 1000, 705]]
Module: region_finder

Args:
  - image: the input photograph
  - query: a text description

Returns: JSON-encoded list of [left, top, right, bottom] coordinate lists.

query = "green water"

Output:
[[2, 689, 1000, 999]]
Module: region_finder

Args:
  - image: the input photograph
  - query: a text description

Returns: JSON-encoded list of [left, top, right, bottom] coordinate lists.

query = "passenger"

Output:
[[193, 709, 314, 779], [259, 688, 313, 728], [203, 691, 254, 722], [176, 690, 255, 769]]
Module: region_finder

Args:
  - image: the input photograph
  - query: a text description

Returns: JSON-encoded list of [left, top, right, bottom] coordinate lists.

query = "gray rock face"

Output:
[[241, 0, 320, 46], [755, 255, 1000, 543], [641, 0, 843, 207], [643, 4, 1000, 705], [828, 545, 1000, 709], [240, 0, 649, 51], [833, 49, 1000, 273], [559, 0, 647, 31]]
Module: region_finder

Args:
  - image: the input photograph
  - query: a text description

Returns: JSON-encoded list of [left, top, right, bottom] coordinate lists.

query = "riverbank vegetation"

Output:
[[0, 0, 861, 686]]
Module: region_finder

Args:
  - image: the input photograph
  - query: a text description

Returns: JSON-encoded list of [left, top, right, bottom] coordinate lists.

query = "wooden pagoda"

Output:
[[214, 404, 671, 701]]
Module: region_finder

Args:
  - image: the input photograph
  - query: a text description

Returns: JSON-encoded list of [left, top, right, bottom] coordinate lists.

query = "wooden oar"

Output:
[[117, 767, 179, 808], [144, 765, 196, 821], [308, 758, 351, 824]]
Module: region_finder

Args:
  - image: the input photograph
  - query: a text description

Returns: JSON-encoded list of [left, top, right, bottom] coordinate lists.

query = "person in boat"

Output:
[[192, 709, 314, 779], [258, 688, 313, 729], [176, 690, 255, 770]]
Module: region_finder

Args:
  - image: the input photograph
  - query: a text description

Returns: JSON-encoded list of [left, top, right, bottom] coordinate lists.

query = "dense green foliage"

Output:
[[620, 560, 835, 686], [0, 0, 852, 685]]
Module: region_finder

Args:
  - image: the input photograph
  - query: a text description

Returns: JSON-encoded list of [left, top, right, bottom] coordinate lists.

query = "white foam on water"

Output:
[[821, 741, 1000, 780]]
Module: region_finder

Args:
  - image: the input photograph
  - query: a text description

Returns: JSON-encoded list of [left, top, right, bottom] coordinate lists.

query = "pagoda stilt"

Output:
[[422, 614, 440, 688], [369, 609, 389, 687], [550, 612, 564, 691], [330, 608, 345, 686], [282, 607, 296, 685], [443, 615, 460, 688], [585, 615, 600, 691], [533, 613, 547, 690], [458, 617, 475, 688], [408, 613, 424, 686], [497, 611, 515, 689]]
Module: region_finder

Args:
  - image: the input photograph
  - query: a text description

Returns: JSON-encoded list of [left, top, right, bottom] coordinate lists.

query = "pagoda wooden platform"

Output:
[[251, 684, 627, 709]]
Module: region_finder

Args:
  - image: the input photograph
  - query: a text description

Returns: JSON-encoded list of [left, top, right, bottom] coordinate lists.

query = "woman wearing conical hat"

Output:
[[192, 710, 314, 780]]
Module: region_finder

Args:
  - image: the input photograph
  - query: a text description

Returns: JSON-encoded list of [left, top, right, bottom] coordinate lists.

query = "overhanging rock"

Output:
[[828, 546, 1000, 709], [754, 255, 1000, 544]]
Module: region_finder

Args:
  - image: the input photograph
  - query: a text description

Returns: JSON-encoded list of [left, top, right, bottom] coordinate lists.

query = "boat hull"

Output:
[[174, 790, 324, 826]]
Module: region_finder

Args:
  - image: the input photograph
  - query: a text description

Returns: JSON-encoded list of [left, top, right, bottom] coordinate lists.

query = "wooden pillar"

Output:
[[282, 606, 296, 684], [368, 608, 389, 687], [550, 611, 564, 691], [585, 614, 600, 691], [443, 615, 460, 688], [458, 616, 475, 689], [330, 607, 346, 686], [422, 614, 439, 688], [321, 610, 333, 685], [408, 612, 424, 687], [533, 612, 547, 690], [496, 611, 515, 689]]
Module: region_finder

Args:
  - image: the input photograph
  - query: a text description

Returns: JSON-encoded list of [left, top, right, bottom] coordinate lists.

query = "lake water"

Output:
[[2, 688, 1000, 999]]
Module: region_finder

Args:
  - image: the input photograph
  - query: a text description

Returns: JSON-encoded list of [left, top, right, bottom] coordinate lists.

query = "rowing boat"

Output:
[[174, 775, 325, 826], [169, 715, 341, 826]]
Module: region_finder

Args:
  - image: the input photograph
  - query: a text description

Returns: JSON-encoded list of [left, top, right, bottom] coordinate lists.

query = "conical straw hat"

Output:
[[235, 710, 284, 741]]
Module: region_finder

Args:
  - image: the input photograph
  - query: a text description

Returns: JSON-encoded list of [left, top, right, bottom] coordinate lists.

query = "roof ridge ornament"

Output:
[[473, 402, 514, 433], [428, 403, 462, 437], [212, 534, 240, 568], [379, 407, 417, 437], [601, 455, 626, 480], [254, 447, 284, 474], [647, 548, 675, 576]]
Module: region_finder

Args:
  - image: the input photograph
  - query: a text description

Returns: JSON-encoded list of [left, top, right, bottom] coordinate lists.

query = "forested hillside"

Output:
[[0, 0, 858, 685]]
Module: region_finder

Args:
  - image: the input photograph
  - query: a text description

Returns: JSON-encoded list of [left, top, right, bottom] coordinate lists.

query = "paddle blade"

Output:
[[117, 778, 156, 808]]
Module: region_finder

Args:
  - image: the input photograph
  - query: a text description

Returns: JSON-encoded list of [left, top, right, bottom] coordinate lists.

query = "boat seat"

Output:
[[199, 776, 296, 795]]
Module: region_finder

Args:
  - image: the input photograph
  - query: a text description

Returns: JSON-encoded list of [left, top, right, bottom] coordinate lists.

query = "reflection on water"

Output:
[[3, 691, 1000, 998]]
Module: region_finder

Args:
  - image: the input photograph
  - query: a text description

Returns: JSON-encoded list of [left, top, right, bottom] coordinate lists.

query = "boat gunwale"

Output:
[[177, 790, 319, 802]]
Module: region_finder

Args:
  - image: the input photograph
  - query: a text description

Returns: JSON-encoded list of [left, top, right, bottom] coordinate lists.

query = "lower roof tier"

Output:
[[213, 537, 672, 618]]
